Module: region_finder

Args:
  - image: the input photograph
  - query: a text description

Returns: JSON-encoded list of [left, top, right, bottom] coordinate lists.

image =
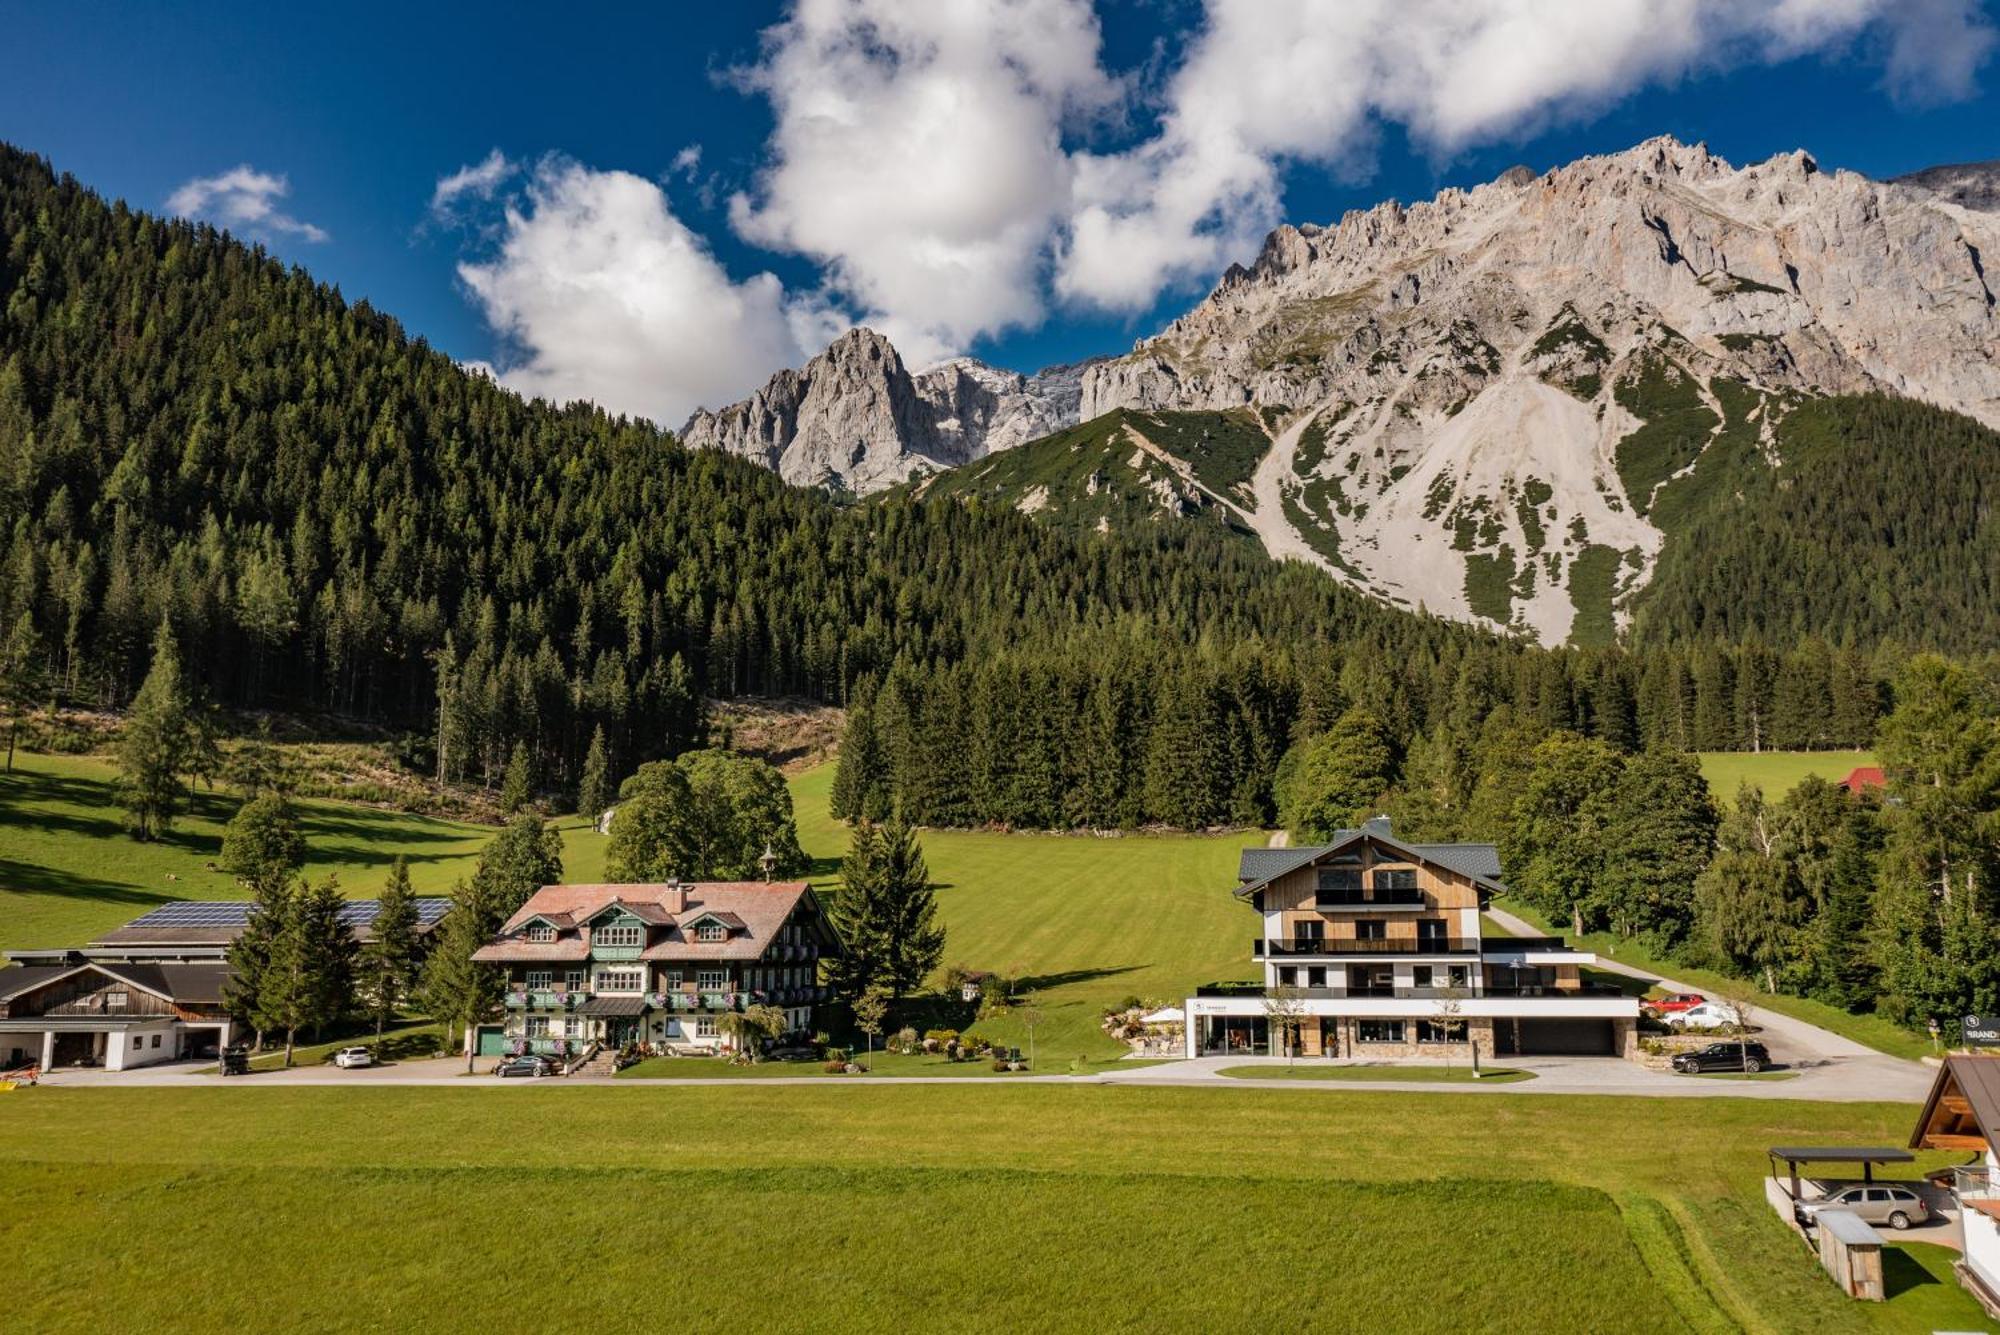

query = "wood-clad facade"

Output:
[[1185, 818, 1640, 1061]]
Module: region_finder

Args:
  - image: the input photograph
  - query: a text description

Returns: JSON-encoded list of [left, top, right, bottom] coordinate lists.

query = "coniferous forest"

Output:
[[0, 142, 1981, 832]]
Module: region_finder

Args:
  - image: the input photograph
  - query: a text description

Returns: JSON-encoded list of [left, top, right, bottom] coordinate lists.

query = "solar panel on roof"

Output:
[[121, 896, 455, 933]]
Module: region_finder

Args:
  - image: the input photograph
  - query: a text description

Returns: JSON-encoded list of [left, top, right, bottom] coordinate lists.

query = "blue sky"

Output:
[[4, 2, 1996, 426]]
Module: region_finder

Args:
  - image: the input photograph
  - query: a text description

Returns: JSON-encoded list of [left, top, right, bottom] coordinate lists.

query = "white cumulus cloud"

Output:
[[726, 0, 1119, 367], [430, 149, 517, 218], [1055, 0, 1998, 310], [455, 157, 823, 428], [166, 166, 328, 243]]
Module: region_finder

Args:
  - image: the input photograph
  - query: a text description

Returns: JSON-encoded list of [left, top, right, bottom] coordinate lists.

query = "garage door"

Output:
[[475, 1025, 508, 1057], [1514, 1018, 1614, 1056]]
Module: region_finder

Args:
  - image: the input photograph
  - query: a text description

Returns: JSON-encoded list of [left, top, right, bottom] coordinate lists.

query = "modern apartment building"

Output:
[[1183, 818, 1640, 1060]]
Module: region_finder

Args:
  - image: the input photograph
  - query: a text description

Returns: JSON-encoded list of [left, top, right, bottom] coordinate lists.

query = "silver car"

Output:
[[1798, 1184, 1929, 1229]]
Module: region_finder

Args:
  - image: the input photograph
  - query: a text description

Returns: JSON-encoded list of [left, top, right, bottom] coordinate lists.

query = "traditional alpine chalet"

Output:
[[1, 897, 450, 1072], [1184, 818, 1640, 1060], [471, 880, 839, 1059]]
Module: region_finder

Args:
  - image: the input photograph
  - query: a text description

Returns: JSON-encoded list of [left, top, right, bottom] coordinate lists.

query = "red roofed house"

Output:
[[1841, 766, 1887, 795], [471, 880, 839, 1060]]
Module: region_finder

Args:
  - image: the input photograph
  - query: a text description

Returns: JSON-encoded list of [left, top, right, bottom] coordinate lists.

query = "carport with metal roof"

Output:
[[1768, 1146, 1916, 1203]]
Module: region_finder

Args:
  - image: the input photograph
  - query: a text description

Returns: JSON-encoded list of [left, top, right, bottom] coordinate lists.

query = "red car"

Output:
[[1648, 992, 1706, 1015]]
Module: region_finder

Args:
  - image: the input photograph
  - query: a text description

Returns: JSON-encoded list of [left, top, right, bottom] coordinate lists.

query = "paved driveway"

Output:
[[1485, 906, 1932, 1102]]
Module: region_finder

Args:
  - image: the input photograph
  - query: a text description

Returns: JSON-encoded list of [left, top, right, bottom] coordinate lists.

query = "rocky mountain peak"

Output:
[[680, 328, 1091, 492], [1077, 136, 2000, 644]]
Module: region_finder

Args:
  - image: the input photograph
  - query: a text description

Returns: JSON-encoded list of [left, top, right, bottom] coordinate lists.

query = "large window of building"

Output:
[[695, 922, 728, 942], [595, 970, 643, 993], [1317, 868, 1363, 898], [697, 970, 728, 992], [1373, 869, 1418, 894], [1354, 920, 1387, 941], [526, 970, 552, 991], [525, 924, 555, 943], [526, 1016, 550, 1038], [1356, 1020, 1406, 1044], [1417, 1020, 1468, 1044], [694, 1017, 717, 1038], [593, 922, 643, 948]]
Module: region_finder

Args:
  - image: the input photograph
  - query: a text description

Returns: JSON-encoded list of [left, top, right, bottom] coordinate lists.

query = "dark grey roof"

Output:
[[0, 965, 76, 1002], [1236, 835, 1504, 894], [1411, 843, 1503, 882], [0, 960, 231, 1007], [92, 897, 452, 947]]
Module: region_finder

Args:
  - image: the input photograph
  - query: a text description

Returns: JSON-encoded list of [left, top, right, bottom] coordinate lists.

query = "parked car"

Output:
[[332, 1047, 373, 1069], [1797, 1184, 1929, 1230], [1667, 1001, 1742, 1031], [1671, 1041, 1771, 1073], [1646, 992, 1706, 1015], [495, 1055, 556, 1078]]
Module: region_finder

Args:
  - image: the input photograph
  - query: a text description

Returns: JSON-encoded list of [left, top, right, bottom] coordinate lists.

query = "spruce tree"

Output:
[[876, 818, 945, 999], [577, 724, 612, 824], [224, 877, 297, 1052], [826, 819, 887, 1002], [115, 617, 194, 839], [498, 740, 533, 814], [421, 882, 505, 1072], [361, 857, 420, 1040]]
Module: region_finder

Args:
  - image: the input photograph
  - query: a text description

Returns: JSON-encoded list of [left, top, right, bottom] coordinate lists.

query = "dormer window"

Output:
[[696, 922, 727, 942], [594, 923, 643, 948], [525, 924, 555, 943]]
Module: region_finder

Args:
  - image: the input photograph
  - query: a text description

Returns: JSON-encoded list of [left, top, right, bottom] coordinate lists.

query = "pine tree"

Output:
[[498, 740, 533, 814], [826, 820, 887, 1002], [577, 724, 612, 825], [115, 617, 194, 839], [876, 818, 945, 999], [257, 877, 358, 1066], [1, 610, 41, 772], [830, 703, 887, 822], [360, 857, 420, 1040], [421, 882, 504, 1072], [223, 877, 297, 1052]]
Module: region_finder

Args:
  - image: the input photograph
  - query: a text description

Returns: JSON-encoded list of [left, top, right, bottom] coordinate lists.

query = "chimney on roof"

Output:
[[662, 878, 687, 915], [1362, 815, 1392, 838]]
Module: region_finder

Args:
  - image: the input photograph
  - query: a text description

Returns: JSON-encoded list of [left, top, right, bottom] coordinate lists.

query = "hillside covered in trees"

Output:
[[0, 143, 1953, 829]]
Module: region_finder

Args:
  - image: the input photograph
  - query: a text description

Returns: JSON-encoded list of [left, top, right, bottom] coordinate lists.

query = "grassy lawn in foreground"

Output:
[[1696, 750, 1875, 804], [1217, 1063, 1534, 1083], [0, 1084, 1981, 1333], [0, 752, 497, 953], [1498, 899, 1930, 1062]]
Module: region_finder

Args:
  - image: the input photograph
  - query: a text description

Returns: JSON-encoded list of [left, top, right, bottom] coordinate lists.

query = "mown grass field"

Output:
[[0, 1084, 1982, 1333], [1695, 750, 1876, 804], [770, 763, 1261, 1060], [0, 752, 496, 953]]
